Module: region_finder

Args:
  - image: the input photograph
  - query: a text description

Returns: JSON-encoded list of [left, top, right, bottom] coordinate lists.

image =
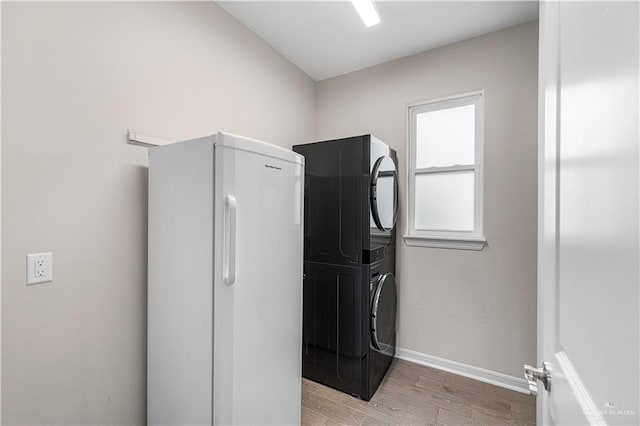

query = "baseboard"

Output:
[[395, 347, 530, 394]]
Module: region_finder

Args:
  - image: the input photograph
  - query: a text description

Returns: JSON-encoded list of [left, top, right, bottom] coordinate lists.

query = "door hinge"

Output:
[[524, 362, 551, 395]]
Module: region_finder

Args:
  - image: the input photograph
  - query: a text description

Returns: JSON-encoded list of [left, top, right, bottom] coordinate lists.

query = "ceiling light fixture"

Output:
[[351, 0, 381, 28]]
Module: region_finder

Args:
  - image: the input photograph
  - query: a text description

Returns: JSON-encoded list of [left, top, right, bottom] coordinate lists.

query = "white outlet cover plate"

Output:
[[27, 252, 53, 285]]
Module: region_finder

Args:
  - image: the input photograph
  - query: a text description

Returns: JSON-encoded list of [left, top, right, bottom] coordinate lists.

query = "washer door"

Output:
[[370, 156, 398, 231], [371, 273, 397, 352]]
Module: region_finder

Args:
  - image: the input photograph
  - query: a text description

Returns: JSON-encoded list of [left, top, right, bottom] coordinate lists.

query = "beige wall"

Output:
[[315, 22, 538, 378], [1, 2, 314, 424]]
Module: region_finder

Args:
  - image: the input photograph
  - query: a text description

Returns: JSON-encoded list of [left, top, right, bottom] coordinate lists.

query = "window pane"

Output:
[[414, 170, 474, 231], [415, 104, 475, 168]]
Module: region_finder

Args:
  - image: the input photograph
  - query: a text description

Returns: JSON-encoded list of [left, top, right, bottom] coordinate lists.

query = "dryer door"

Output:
[[370, 156, 398, 231], [371, 273, 397, 353]]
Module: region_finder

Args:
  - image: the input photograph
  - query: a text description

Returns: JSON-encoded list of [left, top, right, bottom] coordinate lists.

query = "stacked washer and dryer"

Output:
[[294, 135, 398, 400]]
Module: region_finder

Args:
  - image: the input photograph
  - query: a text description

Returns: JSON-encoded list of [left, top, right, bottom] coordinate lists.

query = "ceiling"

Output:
[[217, 1, 539, 81]]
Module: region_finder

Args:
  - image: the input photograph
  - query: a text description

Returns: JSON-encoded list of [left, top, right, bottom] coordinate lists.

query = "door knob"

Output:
[[524, 362, 551, 395]]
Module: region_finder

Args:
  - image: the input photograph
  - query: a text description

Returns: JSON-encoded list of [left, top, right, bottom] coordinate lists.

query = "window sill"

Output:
[[403, 234, 486, 251]]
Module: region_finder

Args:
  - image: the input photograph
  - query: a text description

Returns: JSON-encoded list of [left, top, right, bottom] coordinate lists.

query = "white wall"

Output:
[[315, 22, 539, 378], [1, 2, 314, 424], [0, 2, 3, 422]]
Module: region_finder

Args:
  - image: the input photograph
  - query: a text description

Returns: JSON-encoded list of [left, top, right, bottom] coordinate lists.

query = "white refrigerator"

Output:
[[147, 132, 304, 425]]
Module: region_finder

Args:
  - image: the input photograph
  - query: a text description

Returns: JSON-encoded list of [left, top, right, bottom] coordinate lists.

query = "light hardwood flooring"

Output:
[[302, 359, 536, 425]]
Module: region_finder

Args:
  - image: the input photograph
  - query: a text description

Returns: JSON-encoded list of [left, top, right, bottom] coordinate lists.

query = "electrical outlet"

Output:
[[27, 252, 53, 285], [35, 258, 46, 277]]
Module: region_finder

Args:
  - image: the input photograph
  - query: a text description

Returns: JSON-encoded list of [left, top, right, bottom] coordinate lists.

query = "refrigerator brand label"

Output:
[[265, 164, 282, 171]]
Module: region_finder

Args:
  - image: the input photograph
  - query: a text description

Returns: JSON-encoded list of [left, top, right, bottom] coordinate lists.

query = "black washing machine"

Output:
[[293, 134, 398, 400]]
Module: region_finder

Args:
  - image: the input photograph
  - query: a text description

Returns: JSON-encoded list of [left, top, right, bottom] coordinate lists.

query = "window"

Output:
[[405, 92, 485, 250]]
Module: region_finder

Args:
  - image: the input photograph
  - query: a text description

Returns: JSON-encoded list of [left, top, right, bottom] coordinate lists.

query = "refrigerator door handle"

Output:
[[224, 195, 237, 286]]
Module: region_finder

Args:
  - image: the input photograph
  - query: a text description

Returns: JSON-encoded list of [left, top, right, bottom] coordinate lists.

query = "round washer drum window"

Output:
[[371, 156, 398, 232], [371, 273, 397, 352]]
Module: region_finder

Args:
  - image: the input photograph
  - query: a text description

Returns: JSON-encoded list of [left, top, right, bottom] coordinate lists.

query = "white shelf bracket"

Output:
[[127, 129, 173, 148]]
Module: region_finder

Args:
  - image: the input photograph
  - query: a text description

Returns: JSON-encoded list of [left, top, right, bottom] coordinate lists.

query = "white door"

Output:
[[537, 2, 639, 425], [213, 134, 304, 425]]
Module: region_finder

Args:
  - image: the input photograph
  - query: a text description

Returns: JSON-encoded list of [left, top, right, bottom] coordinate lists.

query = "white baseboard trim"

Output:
[[395, 347, 531, 394]]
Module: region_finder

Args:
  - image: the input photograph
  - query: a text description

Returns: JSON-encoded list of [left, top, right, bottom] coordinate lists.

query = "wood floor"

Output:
[[302, 359, 536, 425]]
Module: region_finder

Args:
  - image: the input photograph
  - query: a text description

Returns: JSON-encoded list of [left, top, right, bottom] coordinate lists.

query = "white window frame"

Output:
[[404, 91, 486, 250]]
